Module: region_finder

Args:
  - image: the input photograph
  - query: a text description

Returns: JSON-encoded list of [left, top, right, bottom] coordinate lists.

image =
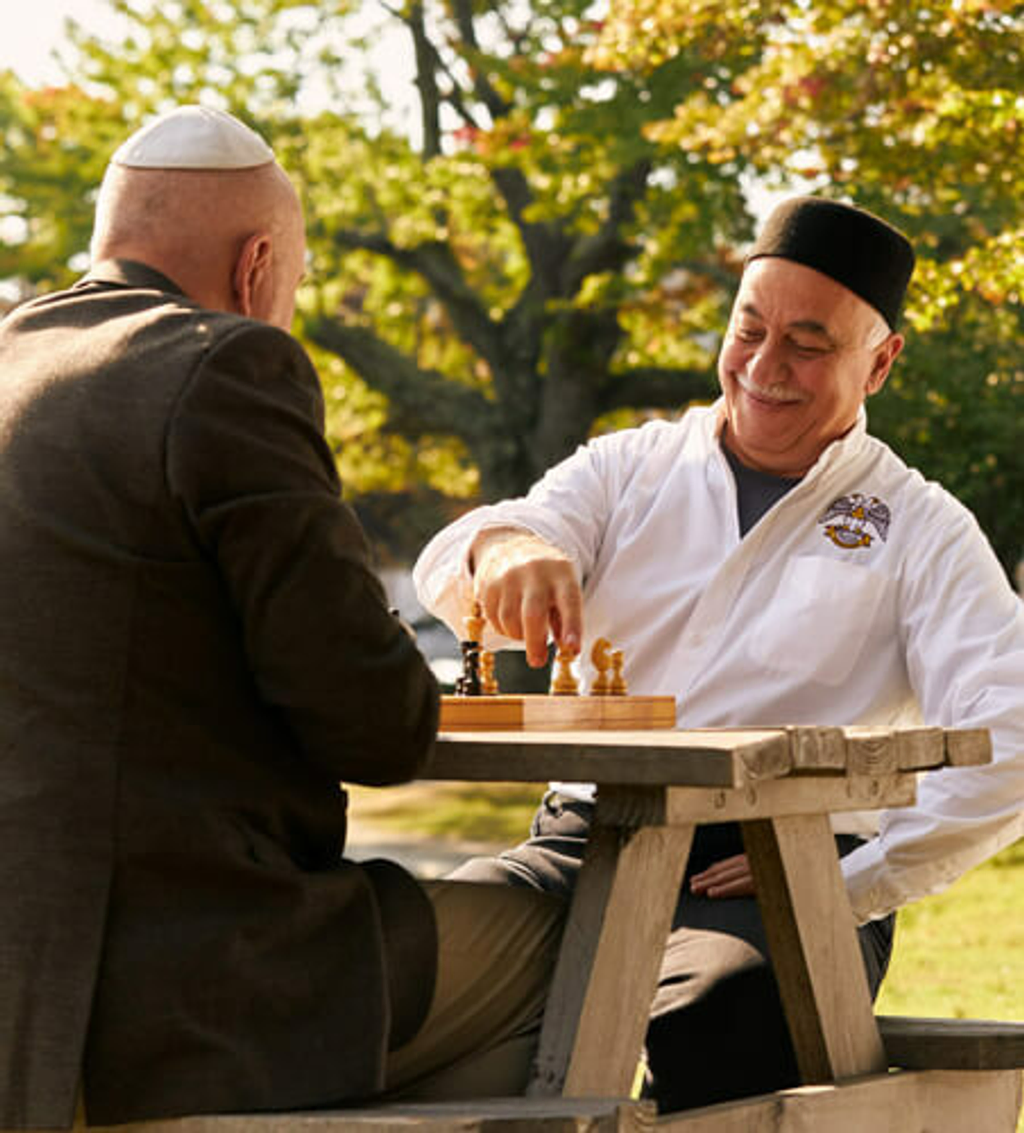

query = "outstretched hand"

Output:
[[689, 853, 756, 899], [471, 529, 583, 667]]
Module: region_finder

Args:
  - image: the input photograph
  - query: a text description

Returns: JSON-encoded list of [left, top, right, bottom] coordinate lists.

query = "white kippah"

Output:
[[111, 105, 275, 170]]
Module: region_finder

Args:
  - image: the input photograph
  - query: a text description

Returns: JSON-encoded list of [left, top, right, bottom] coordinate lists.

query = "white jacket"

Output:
[[413, 403, 1024, 923]]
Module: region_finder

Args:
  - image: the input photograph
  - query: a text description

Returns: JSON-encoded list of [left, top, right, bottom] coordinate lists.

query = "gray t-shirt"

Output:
[[722, 443, 802, 536]]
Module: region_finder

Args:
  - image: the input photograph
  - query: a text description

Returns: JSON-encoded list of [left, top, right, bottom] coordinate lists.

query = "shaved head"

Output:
[[91, 160, 305, 330]]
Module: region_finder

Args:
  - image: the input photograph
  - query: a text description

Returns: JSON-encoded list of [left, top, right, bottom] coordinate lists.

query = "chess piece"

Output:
[[455, 600, 485, 696], [479, 649, 499, 695], [551, 646, 579, 696], [590, 637, 612, 696], [464, 600, 484, 645], [454, 641, 482, 696], [610, 650, 628, 696]]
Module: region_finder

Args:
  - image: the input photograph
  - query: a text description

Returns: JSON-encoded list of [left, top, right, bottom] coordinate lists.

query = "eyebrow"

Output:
[[738, 304, 838, 347]]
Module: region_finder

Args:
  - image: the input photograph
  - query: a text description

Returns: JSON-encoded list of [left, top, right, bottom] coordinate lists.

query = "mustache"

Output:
[[733, 370, 806, 403]]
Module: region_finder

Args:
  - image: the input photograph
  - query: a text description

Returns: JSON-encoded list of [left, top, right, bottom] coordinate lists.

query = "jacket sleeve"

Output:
[[413, 433, 622, 645], [841, 493, 1024, 922], [165, 321, 438, 785]]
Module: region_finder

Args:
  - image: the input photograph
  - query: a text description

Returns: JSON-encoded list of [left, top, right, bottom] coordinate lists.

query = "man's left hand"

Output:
[[689, 853, 756, 899]]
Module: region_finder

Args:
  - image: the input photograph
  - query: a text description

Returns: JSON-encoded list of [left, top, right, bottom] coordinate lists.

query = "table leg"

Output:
[[529, 815, 694, 1098], [743, 813, 887, 1083]]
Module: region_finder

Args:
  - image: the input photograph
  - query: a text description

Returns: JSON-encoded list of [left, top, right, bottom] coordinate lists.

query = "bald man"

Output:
[[0, 107, 562, 1129], [414, 198, 1024, 1111]]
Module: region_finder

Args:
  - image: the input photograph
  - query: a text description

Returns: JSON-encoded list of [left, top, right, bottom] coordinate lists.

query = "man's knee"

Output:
[[383, 880, 564, 1098], [447, 791, 591, 895]]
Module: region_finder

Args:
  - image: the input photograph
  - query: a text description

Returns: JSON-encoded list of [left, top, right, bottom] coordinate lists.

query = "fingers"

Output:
[[472, 531, 583, 667], [689, 853, 756, 899]]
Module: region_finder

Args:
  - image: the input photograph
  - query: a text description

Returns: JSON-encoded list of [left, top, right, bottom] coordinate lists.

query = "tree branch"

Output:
[[597, 366, 718, 414], [561, 159, 652, 296], [449, 0, 511, 120], [406, 2, 441, 159], [307, 315, 497, 439], [330, 228, 506, 375]]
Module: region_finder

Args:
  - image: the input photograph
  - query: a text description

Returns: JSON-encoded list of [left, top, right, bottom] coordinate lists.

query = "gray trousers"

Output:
[[451, 791, 895, 1113]]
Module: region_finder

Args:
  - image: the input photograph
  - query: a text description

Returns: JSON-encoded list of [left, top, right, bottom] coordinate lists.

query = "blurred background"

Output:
[[2, 2, 1022, 641]]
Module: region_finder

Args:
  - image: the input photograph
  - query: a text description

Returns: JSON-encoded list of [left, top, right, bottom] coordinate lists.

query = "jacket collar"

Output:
[[76, 258, 188, 299], [709, 396, 870, 482]]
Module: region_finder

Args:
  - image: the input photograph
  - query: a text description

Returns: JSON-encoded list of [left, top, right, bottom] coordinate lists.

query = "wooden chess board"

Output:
[[440, 694, 677, 732]]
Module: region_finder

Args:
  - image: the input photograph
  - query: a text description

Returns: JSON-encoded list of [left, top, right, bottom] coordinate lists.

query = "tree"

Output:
[[279, 1, 755, 501], [2, 0, 755, 508]]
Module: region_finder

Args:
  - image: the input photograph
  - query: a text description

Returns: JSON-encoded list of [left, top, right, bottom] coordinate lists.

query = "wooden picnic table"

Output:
[[25, 723, 1019, 1132], [417, 724, 1023, 1132]]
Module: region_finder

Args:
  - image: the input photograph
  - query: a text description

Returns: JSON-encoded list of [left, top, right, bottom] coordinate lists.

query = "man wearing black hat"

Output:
[[413, 197, 1024, 1111]]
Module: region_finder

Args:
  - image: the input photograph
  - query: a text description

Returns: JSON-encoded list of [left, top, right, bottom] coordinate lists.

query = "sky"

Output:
[[1, 1, 789, 226], [2, 0, 420, 140], [0, 0, 122, 84]]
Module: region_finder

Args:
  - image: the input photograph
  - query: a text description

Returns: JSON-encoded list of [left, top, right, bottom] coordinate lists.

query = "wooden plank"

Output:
[[440, 695, 676, 732], [424, 731, 794, 789], [843, 727, 898, 776], [655, 1073, 922, 1133], [530, 820, 694, 1098], [71, 1099, 653, 1133], [915, 1069, 1023, 1132], [654, 1069, 1023, 1133], [660, 773, 916, 824], [787, 726, 847, 771], [742, 815, 887, 1083], [893, 727, 947, 770], [944, 728, 992, 767], [879, 1015, 1024, 1070]]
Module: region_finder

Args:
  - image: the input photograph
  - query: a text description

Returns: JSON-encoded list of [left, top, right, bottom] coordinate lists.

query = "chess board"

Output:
[[440, 693, 677, 732]]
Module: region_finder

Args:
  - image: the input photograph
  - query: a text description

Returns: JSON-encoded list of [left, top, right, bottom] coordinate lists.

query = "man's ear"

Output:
[[232, 232, 272, 319], [866, 333, 904, 396]]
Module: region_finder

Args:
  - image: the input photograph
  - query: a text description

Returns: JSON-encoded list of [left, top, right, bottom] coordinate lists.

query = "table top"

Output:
[[422, 724, 990, 789]]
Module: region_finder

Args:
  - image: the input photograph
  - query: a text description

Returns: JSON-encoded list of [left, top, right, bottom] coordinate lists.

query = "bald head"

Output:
[[91, 153, 305, 331]]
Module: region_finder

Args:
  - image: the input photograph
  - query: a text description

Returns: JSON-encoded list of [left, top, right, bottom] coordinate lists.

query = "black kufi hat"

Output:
[[747, 197, 915, 329]]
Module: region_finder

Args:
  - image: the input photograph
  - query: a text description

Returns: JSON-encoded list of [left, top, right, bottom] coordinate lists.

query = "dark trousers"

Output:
[[450, 790, 895, 1113]]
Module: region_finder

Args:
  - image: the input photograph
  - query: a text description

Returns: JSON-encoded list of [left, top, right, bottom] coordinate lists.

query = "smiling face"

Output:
[[717, 257, 904, 477]]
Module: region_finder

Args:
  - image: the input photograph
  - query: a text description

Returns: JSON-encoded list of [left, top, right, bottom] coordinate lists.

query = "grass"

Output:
[[350, 783, 1023, 1127], [348, 781, 546, 843], [876, 838, 1023, 1021], [874, 838, 1024, 1133]]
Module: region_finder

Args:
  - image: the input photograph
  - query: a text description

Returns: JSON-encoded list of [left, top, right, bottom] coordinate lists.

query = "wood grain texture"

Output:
[[742, 814, 887, 1083], [661, 774, 916, 823], [440, 695, 676, 732], [892, 727, 947, 770], [53, 1072, 1022, 1133], [880, 1016, 1024, 1070], [944, 728, 993, 766], [530, 822, 694, 1099], [424, 731, 793, 789], [65, 1098, 652, 1133], [787, 725, 847, 771], [653, 1070, 1023, 1133], [843, 727, 898, 776]]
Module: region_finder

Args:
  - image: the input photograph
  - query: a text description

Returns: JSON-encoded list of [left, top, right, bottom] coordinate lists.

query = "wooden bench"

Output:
[[60, 1097, 652, 1132], [879, 1015, 1024, 1072], [47, 1019, 1024, 1133]]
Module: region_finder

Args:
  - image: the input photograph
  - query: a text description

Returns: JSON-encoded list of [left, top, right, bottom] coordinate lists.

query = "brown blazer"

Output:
[[0, 260, 440, 1127]]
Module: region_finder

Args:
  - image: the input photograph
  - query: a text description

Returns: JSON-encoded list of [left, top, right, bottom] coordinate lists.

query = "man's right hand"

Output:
[[470, 529, 583, 667]]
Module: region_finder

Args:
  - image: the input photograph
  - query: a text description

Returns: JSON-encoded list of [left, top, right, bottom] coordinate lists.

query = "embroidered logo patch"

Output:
[[819, 493, 891, 549]]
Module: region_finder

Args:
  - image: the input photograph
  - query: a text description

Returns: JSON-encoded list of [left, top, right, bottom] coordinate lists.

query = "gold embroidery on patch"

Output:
[[819, 493, 891, 550]]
